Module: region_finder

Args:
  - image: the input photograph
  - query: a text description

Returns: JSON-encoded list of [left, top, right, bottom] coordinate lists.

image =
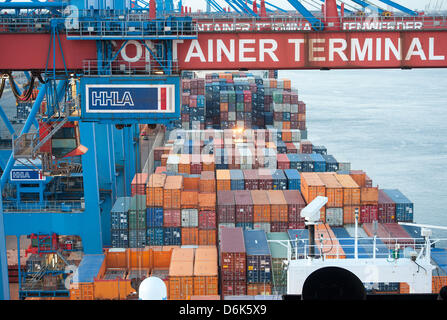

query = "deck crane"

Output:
[[376, 0, 418, 16], [287, 0, 324, 30]]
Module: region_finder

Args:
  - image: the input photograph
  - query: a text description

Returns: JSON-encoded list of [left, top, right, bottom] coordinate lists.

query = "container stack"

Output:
[[193, 247, 219, 296], [334, 174, 361, 225], [179, 79, 206, 130], [266, 190, 288, 232], [354, 172, 379, 224], [282, 190, 306, 229], [198, 193, 217, 245], [317, 173, 344, 227], [300, 173, 326, 221], [129, 195, 147, 248], [378, 189, 396, 223], [146, 173, 166, 246], [382, 189, 414, 222], [234, 190, 254, 230], [110, 197, 131, 248], [266, 232, 288, 295], [163, 175, 183, 246], [181, 190, 199, 245], [243, 230, 272, 296], [220, 227, 247, 297], [168, 248, 195, 300], [131, 173, 148, 197]]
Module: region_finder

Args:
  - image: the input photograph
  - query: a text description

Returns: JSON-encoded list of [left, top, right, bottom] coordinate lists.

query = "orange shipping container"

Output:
[[181, 227, 199, 245], [163, 176, 183, 209], [200, 171, 216, 193], [251, 190, 271, 223], [146, 174, 166, 207], [178, 154, 191, 175], [161, 154, 169, 167], [350, 170, 366, 188], [432, 276, 447, 294], [334, 174, 361, 206], [181, 191, 199, 209], [198, 193, 216, 211], [193, 247, 218, 296], [315, 224, 346, 259], [202, 154, 215, 172], [400, 282, 410, 294], [300, 173, 326, 221], [169, 248, 195, 300], [247, 283, 272, 296], [361, 187, 379, 204], [343, 205, 360, 224], [70, 283, 94, 300], [183, 175, 200, 191], [266, 190, 288, 222], [317, 173, 343, 208], [216, 170, 231, 191], [198, 229, 217, 246]]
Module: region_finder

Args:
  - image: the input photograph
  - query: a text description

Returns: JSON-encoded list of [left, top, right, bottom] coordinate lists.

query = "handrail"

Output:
[[2, 200, 85, 213]]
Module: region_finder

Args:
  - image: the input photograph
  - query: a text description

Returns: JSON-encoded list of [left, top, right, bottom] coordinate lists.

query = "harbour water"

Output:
[[280, 68, 447, 239]]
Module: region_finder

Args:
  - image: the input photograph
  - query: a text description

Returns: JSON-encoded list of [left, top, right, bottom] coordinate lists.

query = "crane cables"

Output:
[[0, 76, 6, 100], [8, 72, 37, 102]]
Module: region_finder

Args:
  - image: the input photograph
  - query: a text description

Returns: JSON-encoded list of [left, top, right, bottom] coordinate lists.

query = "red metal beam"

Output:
[[1, 31, 447, 71]]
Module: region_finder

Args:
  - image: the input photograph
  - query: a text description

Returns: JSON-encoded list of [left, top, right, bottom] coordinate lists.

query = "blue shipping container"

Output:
[[322, 155, 339, 172], [299, 154, 314, 172], [72, 254, 105, 283], [284, 169, 301, 190], [230, 169, 245, 190], [309, 153, 326, 172], [271, 169, 287, 190], [236, 222, 254, 230], [111, 229, 129, 248], [243, 230, 272, 284], [147, 207, 164, 228], [287, 154, 302, 171], [164, 227, 182, 245], [383, 189, 414, 222], [147, 227, 164, 246]]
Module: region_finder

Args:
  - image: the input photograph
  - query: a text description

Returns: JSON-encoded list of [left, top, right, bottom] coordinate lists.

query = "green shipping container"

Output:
[[130, 195, 146, 211], [128, 210, 146, 230], [266, 232, 289, 292]]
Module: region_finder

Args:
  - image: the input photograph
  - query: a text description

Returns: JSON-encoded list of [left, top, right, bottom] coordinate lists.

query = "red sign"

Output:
[[2, 32, 447, 70], [174, 32, 447, 70]]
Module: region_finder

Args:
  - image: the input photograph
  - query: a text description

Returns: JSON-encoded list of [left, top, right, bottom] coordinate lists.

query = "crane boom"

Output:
[[376, 0, 417, 15]]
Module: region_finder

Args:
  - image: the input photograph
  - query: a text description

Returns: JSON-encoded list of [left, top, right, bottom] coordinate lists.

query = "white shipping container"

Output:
[[325, 208, 344, 227], [181, 209, 199, 227], [166, 154, 180, 173], [290, 104, 299, 113]]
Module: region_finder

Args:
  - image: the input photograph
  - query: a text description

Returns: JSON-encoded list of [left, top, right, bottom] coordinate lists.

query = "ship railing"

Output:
[[83, 59, 179, 75], [0, 17, 51, 33], [2, 200, 85, 213], [269, 237, 445, 261], [65, 19, 198, 39]]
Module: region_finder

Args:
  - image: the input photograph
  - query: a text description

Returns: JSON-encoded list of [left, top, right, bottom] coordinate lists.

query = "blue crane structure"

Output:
[[0, 0, 195, 299]]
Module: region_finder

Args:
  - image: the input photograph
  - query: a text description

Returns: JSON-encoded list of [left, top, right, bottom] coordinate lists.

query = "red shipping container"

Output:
[[221, 280, 247, 297], [298, 101, 306, 114], [270, 222, 288, 232], [234, 190, 254, 224], [277, 154, 290, 169], [282, 190, 306, 223], [381, 223, 415, 248], [288, 221, 305, 229], [299, 141, 313, 154], [217, 191, 236, 223], [360, 205, 378, 223], [164, 209, 181, 227], [378, 190, 396, 223], [220, 228, 246, 281], [243, 170, 259, 190], [257, 169, 273, 190], [198, 210, 217, 230], [286, 142, 298, 154]]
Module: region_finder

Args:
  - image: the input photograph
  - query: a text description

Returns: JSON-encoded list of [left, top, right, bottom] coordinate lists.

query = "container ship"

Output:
[[0, 0, 447, 301]]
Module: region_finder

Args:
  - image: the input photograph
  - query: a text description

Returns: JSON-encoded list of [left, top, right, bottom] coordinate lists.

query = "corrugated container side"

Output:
[[378, 190, 396, 223], [220, 227, 246, 281], [243, 230, 272, 284], [251, 190, 271, 223], [234, 190, 254, 224], [317, 172, 343, 208], [266, 190, 288, 222], [334, 174, 361, 206], [217, 191, 236, 223]]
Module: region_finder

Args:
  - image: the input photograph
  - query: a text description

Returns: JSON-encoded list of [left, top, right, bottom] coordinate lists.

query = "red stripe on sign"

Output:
[[160, 88, 167, 110]]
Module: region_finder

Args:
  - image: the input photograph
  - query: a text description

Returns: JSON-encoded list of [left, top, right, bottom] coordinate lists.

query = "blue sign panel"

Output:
[[81, 76, 180, 124], [10, 169, 44, 181]]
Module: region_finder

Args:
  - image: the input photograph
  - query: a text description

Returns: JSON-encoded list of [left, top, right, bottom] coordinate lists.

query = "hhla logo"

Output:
[[91, 91, 135, 107]]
